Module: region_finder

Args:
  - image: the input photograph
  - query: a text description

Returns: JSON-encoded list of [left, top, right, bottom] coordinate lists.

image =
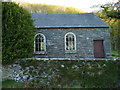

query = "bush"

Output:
[[2, 2, 35, 65]]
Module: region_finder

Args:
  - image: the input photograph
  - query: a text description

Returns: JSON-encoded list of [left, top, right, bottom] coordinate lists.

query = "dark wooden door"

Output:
[[93, 40, 105, 58]]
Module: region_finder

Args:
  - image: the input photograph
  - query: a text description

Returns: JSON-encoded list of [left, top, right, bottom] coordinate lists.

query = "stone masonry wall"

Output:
[[2, 59, 119, 88], [33, 28, 111, 58]]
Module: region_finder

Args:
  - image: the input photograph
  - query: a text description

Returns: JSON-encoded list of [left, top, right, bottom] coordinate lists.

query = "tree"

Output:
[[2, 2, 35, 65], [101, 2, 120, 19], [100, 1, 120, 56]]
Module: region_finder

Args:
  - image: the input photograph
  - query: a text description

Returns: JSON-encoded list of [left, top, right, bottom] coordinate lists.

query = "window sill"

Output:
[[33, 51, 47, 55], [65, 50, 77, 54]]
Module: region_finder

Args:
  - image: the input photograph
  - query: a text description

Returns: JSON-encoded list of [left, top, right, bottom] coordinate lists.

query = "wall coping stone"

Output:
[[21, 57, 120, 61]]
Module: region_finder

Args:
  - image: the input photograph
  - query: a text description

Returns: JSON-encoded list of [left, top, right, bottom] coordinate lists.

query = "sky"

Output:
[[12, 0, 119, 12]]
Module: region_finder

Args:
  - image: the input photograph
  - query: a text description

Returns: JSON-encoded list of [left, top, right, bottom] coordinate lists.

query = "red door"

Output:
[[93, 40, 105, 58]]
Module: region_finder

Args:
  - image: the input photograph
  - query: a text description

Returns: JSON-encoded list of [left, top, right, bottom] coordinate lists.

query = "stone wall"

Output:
[[2, 59, 119, 87], [2, 60, 60, 84], [33, 28, 111, 58]]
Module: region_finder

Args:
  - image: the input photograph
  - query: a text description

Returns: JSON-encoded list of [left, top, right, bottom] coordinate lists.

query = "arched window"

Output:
[[65, 32, 76, 51], [34, 33, 46, 52]]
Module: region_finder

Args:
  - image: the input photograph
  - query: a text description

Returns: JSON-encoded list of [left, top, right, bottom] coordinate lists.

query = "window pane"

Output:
[[36, 43, 38, 51], [66, 33, 75, 50], [35, 34, 45, 52], [66, 37, 68, 50]]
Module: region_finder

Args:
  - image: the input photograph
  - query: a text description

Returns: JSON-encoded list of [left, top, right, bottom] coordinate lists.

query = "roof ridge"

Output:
[[31, 13, 93, 14]]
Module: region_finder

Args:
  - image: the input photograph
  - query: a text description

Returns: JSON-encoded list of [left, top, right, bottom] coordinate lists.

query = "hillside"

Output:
[[15, 1, 85, 13]]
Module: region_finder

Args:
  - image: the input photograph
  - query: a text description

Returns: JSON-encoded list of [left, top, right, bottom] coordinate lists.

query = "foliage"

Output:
[[95, 1, 120, 56], [15, 1, 85, 13], [18, 60, 118, 88], [110, 20, 120, 54], [0, 0, 2, 65], [100, 2, 120, 54], [101, 2, 120, 19], [2, 2, 35, 65], [112, 50, 120, 57]]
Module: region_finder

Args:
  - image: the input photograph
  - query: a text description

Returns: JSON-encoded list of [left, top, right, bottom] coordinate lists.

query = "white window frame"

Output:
[[34, 33, 46, 53], [65, 32, 76, 51]]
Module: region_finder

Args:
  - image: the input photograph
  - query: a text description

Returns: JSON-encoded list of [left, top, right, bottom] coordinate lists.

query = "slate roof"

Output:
[[31, 13, 109, 28]]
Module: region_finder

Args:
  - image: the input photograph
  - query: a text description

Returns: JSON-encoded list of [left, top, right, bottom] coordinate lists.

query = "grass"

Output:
[[112, 50, 120, 57], [2, 79, 26, 88], [2, 79, 83, 88]]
